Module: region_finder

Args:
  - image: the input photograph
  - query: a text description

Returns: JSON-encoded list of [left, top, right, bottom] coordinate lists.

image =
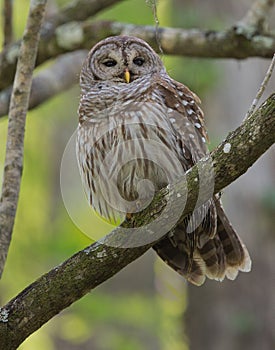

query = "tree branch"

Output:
[[0, 0, 124, 91], [0, 94, 274, 349], [245, 53, 275, 118], [43, 0, 125, 30], [0, 0, 48, 279], [0, 50, 87, 117], [238, 0, 275, 34], [2, 0, 13, 47], [0, 19, 274, 92]]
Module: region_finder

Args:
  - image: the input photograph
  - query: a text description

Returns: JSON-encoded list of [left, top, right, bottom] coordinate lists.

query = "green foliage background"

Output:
[[0, 1, 217, 349]]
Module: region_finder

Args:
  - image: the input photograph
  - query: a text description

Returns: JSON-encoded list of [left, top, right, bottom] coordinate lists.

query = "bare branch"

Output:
[[0, 0, 124, 91], [2, 0, 13, 47], [0, 94, 274, 349], [0, 50, 87, 117], [1, 20, 275, 91], [44, 0, 125, 30], [0, 0, 48, 279]]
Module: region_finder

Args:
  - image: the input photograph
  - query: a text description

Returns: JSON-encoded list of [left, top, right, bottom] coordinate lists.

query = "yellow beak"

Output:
[[124, 68, 130, 83]]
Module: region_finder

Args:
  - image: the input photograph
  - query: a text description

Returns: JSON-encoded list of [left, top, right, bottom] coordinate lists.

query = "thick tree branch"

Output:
[[0, 50, 87, 117], [1, 22, 274, 117], [0, 0, 47, 279], [0, 95, 274, 350], [1, 19, 275, 91]]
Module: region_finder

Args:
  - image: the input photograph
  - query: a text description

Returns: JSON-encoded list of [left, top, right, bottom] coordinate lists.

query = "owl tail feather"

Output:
[[153, 201, 251, 286]]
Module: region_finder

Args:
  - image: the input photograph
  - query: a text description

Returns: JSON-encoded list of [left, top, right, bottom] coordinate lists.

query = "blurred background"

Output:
[[0, 0, 274, 349]]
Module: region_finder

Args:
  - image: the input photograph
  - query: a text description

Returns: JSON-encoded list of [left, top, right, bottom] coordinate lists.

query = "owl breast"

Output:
[[77, 81, 186, 220]]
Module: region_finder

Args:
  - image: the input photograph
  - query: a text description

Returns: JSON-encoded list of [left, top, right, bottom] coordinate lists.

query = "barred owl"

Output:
[[76, 36, 251, 285]]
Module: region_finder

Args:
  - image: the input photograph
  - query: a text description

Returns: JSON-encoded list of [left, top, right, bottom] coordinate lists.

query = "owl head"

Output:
[[80, 36, 165, 89]]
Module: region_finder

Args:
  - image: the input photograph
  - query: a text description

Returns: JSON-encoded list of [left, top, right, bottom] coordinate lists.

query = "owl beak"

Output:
[[124, 68, 130, 83]]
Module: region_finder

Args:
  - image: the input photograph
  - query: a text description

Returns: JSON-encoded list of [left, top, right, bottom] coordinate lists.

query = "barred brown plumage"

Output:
[[76, 36, 251, 285]]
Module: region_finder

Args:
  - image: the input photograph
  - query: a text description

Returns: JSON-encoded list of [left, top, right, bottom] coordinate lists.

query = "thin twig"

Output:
[[0, 0, 48, 279], [245, 53, 275, 119], [2, 0, 13, 47], [146, 0, 163, 55]]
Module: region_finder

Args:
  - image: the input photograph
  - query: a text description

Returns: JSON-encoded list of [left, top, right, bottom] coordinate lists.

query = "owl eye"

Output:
[[133, 57, 145, 66], [103, 59, 117, 67]]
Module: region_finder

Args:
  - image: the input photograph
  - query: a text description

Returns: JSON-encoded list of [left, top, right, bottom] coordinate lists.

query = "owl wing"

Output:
[[155, 76, 208, 158], [151, 75, 251, 285], [151, 75, 219, 284], [155, 75, 217, 237]]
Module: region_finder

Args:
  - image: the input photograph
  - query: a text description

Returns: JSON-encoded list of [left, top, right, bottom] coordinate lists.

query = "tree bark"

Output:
[[0, 20, 274, 91], [0, 0, 48, 278], [0, 50, 87, 117], [0, 94, 274, 350]]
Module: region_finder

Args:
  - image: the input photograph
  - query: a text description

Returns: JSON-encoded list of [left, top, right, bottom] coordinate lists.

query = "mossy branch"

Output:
[[0, 94, 274, 350], [0, 20, 275, 92]]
